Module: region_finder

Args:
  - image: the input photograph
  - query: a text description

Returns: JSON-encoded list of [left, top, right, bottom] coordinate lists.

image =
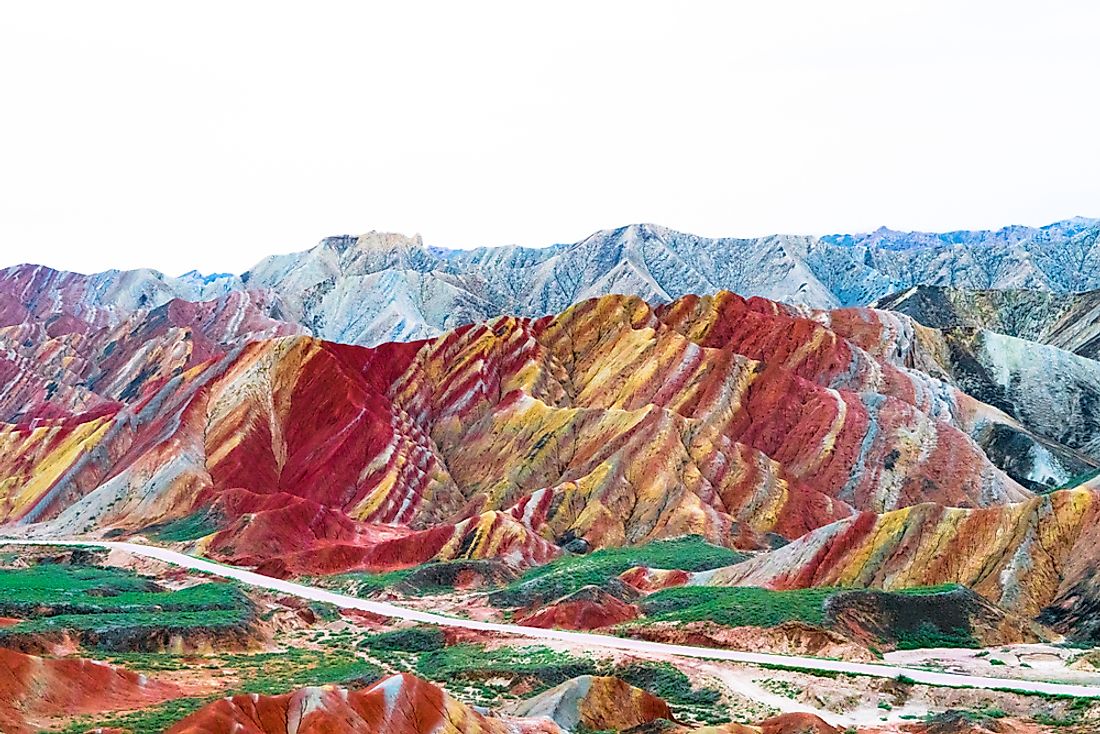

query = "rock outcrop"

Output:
[[515, 586, 641, 630], [701, 489, 1100, 635], [0, 648, 179, 734], [506, 675, 673, 732], [167, 672, 560, 734]]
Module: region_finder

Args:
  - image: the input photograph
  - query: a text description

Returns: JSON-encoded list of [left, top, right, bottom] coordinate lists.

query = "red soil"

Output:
[[0, 648, 180, 734]]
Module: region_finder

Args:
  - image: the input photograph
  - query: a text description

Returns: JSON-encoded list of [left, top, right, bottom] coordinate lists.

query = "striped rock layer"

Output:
[[700, 488, 1100, 624], [0, 290, 1068, 577], [166, 673, 561, 734], [0, 648, 180, 734]]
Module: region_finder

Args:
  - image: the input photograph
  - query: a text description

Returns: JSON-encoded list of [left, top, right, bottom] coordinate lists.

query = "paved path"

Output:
[[8, 538, 1100, 699]]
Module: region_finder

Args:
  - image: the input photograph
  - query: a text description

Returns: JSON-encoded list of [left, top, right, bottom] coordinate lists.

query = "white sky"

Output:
[[1, 2, 1098, 275]]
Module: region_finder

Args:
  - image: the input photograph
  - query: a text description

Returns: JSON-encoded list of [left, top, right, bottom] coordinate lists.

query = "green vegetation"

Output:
[[614, 660, 720, 707], [0, 563, 152, 595], [759, 662, 841, 679], [492, 535, 747, 606], [639, 585, 836, 627], [61, 645, 383, 734], [145, 509, 223, 542], [412, 643, 726, 724], [416, 643, 598, 691], [316, 567, 415, 597], [1, 608, 249, 639], [755, 677, 801, 699], [638, 584, 981, 650], [362, 625, 446, 652], [219, 647, 383, 694], [56, 696, 214, 734], [894, 621, 978, 650], [0, 563, 252, 648], [0, 571, 246, 616]]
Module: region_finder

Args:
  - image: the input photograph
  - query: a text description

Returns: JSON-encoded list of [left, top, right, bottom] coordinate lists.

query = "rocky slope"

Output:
[[1, 292, 1050, 577], [818, 309, 1100, 490], [0, 648, 180, 734], [5, 217, 1099, 347], [166, 672, 560, 734], [874, 284, 1100, 359], [698, 488, 1100, 638], [52, 669, 1057, 734], [505, 675, 673, 731]]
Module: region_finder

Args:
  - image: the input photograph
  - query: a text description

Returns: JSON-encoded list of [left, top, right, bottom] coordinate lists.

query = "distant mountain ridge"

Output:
[[3, 217, 1099, 347]]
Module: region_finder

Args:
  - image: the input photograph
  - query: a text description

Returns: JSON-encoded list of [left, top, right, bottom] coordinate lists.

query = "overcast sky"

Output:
[[1, 2, 1098, 275]]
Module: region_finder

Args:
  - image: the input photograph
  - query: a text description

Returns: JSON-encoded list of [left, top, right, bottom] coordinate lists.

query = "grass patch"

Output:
[[56, 696, 215, 734], [416, 643, 598, 691], [61, 645, 384, 734], [0, 563, 153, 595], [314, 567, 415, 597], [895, 621, 978, 650], [614, 660, 720, 706], [145, 509, 223, 542], [638, 584, 982, 650], [639, 586, 837, 627], [492, 535, 747, 606], [220, 647, 383, 694], [0, 563, 253, 649], [0, 572, 246, 617], [413, 643, 726, 724]]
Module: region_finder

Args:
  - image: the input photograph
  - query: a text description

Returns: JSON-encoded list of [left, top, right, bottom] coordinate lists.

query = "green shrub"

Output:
[[56, 646, 383, 733], [611, 661, 720, 706], [363, 626, 446, 652], [317, 568, 415, 597], [146, 509, 223, 542], [894, 621, 978, 650], [416, 644, 597, 690]]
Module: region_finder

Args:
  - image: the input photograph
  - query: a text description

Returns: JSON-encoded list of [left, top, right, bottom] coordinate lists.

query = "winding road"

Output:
[[8, 538, 1100, 701]]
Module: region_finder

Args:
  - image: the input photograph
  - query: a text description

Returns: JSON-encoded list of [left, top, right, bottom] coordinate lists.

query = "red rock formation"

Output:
[[758, 713, 838, 734], [515, 586, 640, 630], [623, 621, 875, 660], [0, 292, 1034, 576], [0, 648, 179, 734], [166, 672, 560, 734], [620, 566, 691, 592], [704, 489, 1100, 622]]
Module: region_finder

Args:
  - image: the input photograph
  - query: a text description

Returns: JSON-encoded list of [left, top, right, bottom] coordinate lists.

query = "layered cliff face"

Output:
[[874, 284, 1100, 359], [0, 291, 1043, 575], [700, 488, 1100, 633], [5, 217, 1100, 348]]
